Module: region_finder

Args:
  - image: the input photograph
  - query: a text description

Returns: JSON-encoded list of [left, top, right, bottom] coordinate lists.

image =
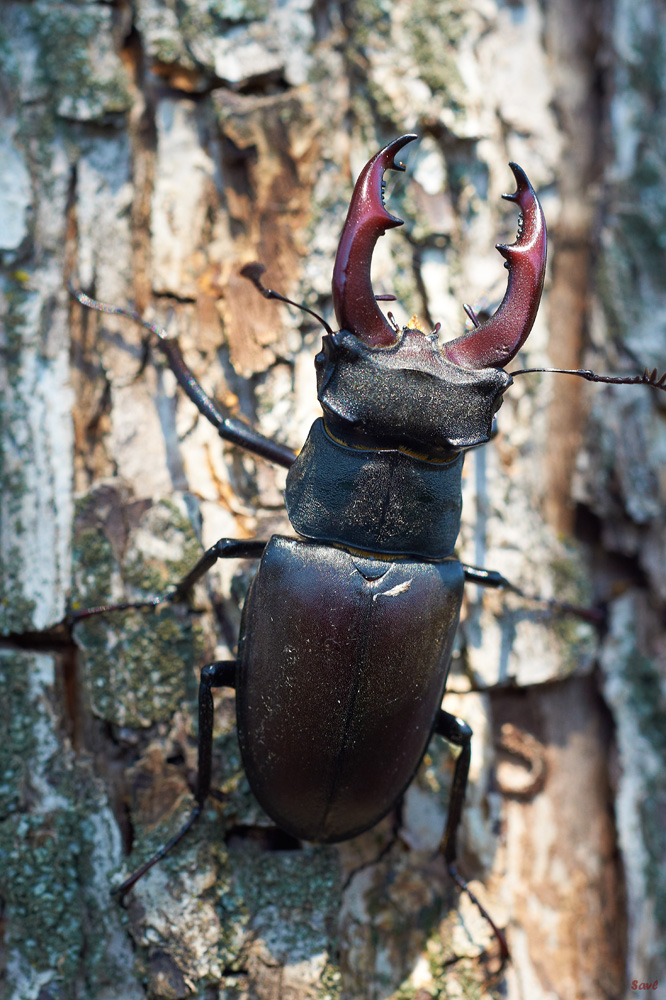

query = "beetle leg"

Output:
[[167, 538, 267, 602], [155, 334, 296, 468], [196, 660, 236, 806], [112, 659, 236, 898], [70, 285, 296, 468], [435, 710, 472, 868], [435, 710, 510, 966], [71, 538, 268, 622], [461, 563, 605, 625]]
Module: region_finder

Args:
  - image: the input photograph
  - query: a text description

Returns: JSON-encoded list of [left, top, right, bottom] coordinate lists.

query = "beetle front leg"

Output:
[[70, 286, 297, 468], [435, 709, 510, 966], [113, 659, 236, 897]]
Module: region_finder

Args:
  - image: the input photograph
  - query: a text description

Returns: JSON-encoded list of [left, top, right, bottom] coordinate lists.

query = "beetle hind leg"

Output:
[[435, 709, 510, 968], [113, 659, 236, 897]]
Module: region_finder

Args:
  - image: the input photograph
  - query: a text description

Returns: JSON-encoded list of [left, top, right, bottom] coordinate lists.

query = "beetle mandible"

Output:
[[71, 133, 666, 957]]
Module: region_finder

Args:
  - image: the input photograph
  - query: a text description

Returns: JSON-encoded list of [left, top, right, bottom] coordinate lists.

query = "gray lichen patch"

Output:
[[224, 843, 342, 997], [120, 809, 341, 996], [601, 592, 666, 978], [597, 0, 666, 362], [2, 1, 131, 130], [622, 651, 666, 954], [136, 0, 271, 69], [0, 272, 73, 635], [72, 489, 204, 727], [0, 650, 143, 1000], [136, 0, 310, 89]]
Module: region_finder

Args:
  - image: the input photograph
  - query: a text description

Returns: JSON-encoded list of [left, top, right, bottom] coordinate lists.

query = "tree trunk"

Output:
[[1, 1, 664, 998]]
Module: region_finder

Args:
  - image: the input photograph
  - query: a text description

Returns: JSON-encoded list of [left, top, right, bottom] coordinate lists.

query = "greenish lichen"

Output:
[[0, 652, 40, 815], [31, 3, 131, 121], [0, 546, 37, 635], [346, 0, 468, 130], [0, 810, 87, 986], [73, 496, 204, 727], [625, 653, 666, 758], [227, 842, 341, 968], [546, 550, 597, 670], [0, 278, 38, 634], [179, 0, 270, 32], [0, 796, 140, 999], [622, 651, 666, 958], [403, 0, 468, 104], [0, 650, 141, 997]]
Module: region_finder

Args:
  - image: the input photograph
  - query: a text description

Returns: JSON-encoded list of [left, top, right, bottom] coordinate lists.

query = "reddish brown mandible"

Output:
[[332, 134, 417, 348], [332, 136, 547, 369]]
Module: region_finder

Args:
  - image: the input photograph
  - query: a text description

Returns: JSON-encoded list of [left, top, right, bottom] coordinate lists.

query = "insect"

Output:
[[71, 134, 666, 961]]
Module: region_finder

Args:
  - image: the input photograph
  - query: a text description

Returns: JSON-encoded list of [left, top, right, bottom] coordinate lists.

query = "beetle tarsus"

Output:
[[448, 862, 510, 970], [112, 804, 203, 898]]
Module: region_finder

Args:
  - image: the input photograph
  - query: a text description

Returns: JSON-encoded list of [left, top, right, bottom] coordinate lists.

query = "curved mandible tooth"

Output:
[[332, 134, 418, 347], [442, 162, 547, 370]]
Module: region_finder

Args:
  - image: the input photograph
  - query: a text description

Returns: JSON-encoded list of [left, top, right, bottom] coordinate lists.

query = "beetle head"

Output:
[[323, 136, 547, 457]]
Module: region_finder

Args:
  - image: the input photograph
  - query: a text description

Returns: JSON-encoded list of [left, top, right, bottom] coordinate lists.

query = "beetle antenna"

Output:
[[240, 263, 333, 335], [510, 365, 666, 392]]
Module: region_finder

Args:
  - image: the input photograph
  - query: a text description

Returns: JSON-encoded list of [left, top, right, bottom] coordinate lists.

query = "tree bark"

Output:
[[1, 1, 664, 998]]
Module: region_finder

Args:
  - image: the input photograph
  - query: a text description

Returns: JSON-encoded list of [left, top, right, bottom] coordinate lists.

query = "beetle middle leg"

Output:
[[461, 563, 604, 624], [71, 537, 268, 621]]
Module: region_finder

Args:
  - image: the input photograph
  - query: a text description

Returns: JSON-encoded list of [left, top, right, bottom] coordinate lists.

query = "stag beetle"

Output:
[[71, 134, 666, 958]]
